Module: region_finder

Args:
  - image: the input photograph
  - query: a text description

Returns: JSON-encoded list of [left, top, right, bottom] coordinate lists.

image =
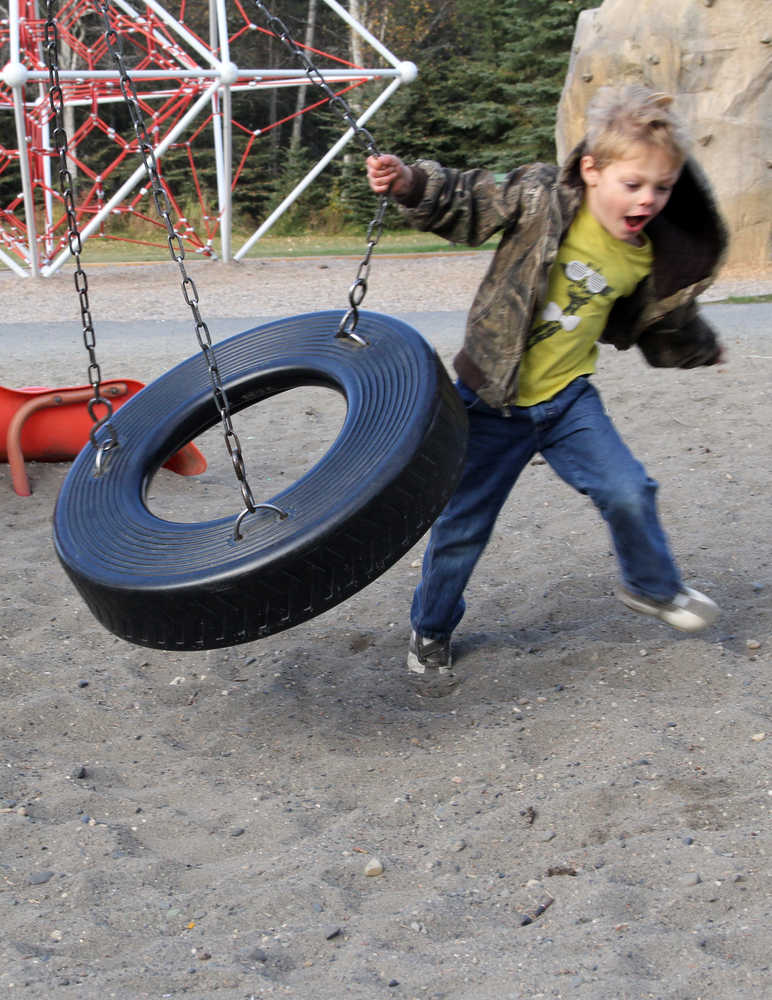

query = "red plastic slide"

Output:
[[1, 380, 206, 496]]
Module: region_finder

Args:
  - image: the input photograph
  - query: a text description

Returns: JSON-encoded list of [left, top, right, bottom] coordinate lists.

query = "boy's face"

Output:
[[580, 142, 682, 245]]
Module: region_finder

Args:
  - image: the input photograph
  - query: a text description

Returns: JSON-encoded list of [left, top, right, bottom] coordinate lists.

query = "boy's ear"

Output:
[[580, 154, 599, 187]]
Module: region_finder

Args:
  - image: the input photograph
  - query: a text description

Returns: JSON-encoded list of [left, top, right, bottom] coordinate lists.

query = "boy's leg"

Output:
[[539, 378, 717, 630], [410, 384, 536, 652], [539, 378, 681, 599]]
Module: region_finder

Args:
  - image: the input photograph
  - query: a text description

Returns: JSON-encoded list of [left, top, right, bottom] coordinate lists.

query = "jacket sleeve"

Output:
[[394, 159, 529, 247], [634, 301, 722, 368]]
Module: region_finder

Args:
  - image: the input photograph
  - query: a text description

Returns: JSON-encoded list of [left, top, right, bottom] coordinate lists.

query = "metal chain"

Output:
[[44, 0, 118, 472], [94, 0, 262, 531], [251, 0, 389, 344]]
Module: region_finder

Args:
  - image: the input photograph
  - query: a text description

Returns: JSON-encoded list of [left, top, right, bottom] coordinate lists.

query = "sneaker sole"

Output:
[[617, 587, 718, 632], [407, 650, 453, 675]]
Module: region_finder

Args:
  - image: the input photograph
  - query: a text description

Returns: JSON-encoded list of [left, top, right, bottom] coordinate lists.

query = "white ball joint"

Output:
[[2, 62, 29, 88], [397, 61, 418, 84], [218, 61, 239, 86]]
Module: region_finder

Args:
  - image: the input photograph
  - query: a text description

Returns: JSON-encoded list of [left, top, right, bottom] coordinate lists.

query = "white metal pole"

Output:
[[5, 0, 40, 275], [210, 87, 227, 247], [0, 244, 31, 277], [209, 2, 228, 259], [235, 75, 403, 260], [22, 68, 400, 82], [214, 0, 233, 262], [40, 112, 55, 261], [8, 89, 39, 275], [30, 0, 55, 260], [220, 84, 233, 262]]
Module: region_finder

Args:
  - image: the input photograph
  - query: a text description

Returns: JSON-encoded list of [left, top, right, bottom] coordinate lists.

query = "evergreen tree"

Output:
[[494, 0, 599, 165], [375, 0, 600, 173]]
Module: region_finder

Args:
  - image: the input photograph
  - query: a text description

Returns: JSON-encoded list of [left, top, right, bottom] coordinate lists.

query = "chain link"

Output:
[[94, 0, 262, 530], [251, 0, 389, 344], [44, 1, 118, 469]]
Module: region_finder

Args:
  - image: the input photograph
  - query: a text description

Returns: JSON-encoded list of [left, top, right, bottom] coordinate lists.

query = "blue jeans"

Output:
[[411, 376, 682, 639]]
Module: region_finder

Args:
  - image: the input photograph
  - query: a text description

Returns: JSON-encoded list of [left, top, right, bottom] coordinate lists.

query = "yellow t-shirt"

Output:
[[515, 201, 653, 406]]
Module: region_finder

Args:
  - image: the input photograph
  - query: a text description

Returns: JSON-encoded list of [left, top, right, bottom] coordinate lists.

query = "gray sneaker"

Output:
[[407, 630, 453, 675], [617, 585, 719, 632]]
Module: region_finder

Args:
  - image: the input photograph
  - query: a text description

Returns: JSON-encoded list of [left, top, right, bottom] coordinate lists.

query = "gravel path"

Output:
[[6, 253, 772, 325]]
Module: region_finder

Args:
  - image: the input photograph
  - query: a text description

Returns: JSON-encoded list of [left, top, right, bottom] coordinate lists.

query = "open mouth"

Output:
[[624, 214, 649, 233]]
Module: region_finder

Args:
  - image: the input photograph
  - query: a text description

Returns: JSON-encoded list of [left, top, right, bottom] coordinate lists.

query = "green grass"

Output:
[[706, 293, 772, 305], [237, 231, 499, 258], [0, 229, 497, 270]]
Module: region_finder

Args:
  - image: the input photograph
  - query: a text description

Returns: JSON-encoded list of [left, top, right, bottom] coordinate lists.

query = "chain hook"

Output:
[[93, 434, 119, 477], [234, 503, 289, 542]]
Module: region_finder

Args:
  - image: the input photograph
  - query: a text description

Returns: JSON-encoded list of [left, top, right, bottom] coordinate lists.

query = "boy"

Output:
[[366, 85, 728, 679]]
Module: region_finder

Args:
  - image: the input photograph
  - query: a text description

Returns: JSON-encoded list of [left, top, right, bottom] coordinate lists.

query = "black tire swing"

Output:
[[51, 1, 468, 650]]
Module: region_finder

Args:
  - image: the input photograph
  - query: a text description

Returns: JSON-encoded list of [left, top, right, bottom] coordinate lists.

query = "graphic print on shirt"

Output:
[[527, 260, 612, 349]]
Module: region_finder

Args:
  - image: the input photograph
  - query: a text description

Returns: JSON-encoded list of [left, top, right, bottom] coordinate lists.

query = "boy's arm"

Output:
[[367, 154, 529, 247], [634, 302, 724, 368]]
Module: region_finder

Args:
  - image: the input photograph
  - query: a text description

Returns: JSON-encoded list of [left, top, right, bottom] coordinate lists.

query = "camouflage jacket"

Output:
[[396, 144, 728, 408]]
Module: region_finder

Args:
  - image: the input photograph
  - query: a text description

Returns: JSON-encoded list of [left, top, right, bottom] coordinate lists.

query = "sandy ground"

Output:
[[1, 254, 771, 999]]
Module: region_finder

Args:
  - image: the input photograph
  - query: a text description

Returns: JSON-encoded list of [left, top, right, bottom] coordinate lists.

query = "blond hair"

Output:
[[584, 85, 691, 169]]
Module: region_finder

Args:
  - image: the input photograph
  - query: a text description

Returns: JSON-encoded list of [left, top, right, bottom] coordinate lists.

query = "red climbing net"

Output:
[[0, 0, 383, 274]]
